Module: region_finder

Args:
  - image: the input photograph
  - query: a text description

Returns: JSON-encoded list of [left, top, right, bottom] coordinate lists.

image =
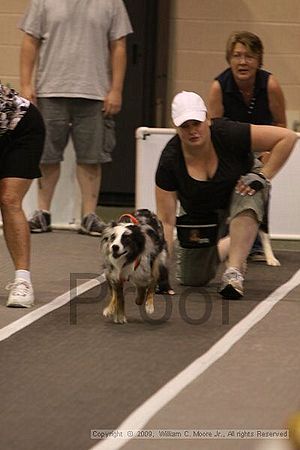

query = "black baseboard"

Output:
[[98, 192, 135, 207]]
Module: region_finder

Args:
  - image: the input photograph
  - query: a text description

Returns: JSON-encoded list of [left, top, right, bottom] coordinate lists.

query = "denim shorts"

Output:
[[37, 97, 116, 164], [0, 103, 45, 179]]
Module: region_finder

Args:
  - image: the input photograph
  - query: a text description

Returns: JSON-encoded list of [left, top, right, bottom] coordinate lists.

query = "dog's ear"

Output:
[[135, 208, 152, 216], [99, 220, 118, 241]]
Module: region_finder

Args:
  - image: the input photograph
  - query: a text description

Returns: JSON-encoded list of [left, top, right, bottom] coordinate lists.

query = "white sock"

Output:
[[15, 270, 31, 283]]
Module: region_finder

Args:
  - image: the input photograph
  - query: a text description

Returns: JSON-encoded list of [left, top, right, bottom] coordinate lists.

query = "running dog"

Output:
[[99, 209, 171, 324]]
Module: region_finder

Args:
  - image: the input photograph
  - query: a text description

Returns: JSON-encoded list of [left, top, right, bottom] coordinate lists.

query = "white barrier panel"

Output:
[[270, 136, 300, 239], [135, 127, 300, 240], [23, 139, 81, 229], [135, 127, 175, 211]]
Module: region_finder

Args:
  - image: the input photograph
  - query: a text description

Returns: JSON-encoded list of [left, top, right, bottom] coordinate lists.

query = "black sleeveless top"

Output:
[[215, 68, 273, 125]]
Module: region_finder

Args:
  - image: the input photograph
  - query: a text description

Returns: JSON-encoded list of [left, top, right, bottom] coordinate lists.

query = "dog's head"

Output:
[[100, 222, 146, 266]]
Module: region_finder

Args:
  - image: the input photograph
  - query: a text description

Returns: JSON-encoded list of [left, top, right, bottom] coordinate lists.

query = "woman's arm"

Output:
[[250, 125, 298, 180], [106, 37, 127, 116], [155, 186, 177, 256], [207, 80, 224, 118], [268, 74, 287, 128]]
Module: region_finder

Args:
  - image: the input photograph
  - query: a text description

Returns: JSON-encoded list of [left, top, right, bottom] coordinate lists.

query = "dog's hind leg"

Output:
[[103, 282, 117, 318], [145, 290, 154, 314], [258, 190, 280, 266], [145, 288, 155, 315], [114, 284, 127, 324], [136, 286, 155, 314], [259, 230, 280, 266], [135, 286, 147, 306], [155, 263, 174, 295]]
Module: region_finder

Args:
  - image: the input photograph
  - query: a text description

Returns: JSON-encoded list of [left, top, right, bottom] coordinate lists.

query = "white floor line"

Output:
[[90, 268, 300, 450], [0, 274, 106, 342]]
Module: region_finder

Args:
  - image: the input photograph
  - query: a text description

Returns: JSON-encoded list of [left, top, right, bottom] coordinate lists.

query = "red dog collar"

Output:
[[118, 213, 139, 224]]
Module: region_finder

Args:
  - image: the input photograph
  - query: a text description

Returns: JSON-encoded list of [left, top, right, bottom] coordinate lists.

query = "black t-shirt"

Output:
[[155, 118, 253, 216]]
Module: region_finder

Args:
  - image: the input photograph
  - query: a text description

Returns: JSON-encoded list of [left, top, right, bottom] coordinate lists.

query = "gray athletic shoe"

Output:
[[28, 210, 52, 233], [79, 213, 103, 236], [219, 267, 244, 299]]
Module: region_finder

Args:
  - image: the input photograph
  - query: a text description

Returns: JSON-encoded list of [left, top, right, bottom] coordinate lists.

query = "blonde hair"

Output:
[[226, 31, 264, 67]]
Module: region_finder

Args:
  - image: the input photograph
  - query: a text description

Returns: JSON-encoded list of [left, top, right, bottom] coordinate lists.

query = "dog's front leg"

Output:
[[114, 283, 127, 324], [103, 281, 127, 323], [103, 280, 118, 318]]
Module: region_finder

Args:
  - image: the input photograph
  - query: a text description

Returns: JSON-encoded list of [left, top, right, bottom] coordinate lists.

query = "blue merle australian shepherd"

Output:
[[99, 209, 172, 324]]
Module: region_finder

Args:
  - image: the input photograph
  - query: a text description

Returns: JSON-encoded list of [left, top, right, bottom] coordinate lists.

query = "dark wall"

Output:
[[99, 0, 170, 206]]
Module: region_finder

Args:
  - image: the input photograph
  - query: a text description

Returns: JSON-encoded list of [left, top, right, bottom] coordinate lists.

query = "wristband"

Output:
[[258, 172, 271, 184], [240, 172, 270, 192]]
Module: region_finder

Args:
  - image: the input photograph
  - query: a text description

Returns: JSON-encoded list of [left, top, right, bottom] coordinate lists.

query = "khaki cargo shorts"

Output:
[[229, 187, 268, 223]]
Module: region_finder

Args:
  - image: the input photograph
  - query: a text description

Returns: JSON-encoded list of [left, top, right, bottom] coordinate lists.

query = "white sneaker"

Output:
[[219, 267, 244, 299], [6, 279, 34, 308]]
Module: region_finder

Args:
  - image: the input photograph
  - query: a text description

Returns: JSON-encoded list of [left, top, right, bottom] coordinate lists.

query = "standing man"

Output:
[[19, 0, 133, 235]]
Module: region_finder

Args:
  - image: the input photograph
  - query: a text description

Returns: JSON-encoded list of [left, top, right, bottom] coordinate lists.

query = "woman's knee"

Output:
[[0, 191, 22, 211], [0, 179, 31, 211], [233, 208, 259, 222]]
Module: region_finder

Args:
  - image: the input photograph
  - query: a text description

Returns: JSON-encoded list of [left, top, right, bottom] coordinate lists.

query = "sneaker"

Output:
[[79, 213, 103, 236], [29, 210, 52, 233], [6, 279, 34, 308], [248, 251, 267, 262], [219, 267, 244, 300]]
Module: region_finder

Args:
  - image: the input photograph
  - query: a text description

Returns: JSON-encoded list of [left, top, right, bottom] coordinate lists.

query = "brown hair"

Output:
[[226, 31, 264, 67]]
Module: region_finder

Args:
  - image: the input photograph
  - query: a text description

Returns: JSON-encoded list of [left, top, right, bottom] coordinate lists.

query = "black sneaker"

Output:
[[79, 213, 103, 236], [28, 210, 52, 233]]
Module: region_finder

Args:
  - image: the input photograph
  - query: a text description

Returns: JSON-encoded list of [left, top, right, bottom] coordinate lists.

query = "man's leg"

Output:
[[76, 163, 101, 216], [30, 97, 69, 232], [37, 163, 61, 211], [29, 163, 60, 233], [76, 163, 103, 236], [0, 177, 32, 269]]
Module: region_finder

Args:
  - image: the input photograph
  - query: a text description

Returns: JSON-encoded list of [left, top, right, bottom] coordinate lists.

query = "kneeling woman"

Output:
[[155, 91, 296, 299]]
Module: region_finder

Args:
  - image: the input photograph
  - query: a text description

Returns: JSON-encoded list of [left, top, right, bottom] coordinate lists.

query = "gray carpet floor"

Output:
[[0, 223, 299, 450]]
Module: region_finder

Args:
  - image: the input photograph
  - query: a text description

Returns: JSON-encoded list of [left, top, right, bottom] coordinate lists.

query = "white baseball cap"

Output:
[[171, 91, 207, 126]]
